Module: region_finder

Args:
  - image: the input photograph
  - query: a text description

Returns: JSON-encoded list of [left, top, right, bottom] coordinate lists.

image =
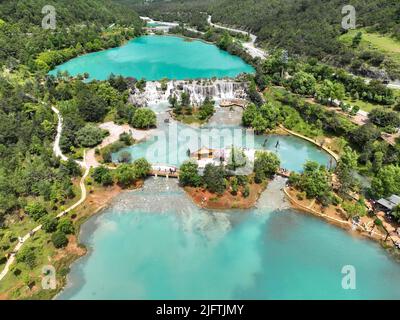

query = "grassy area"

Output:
[[173, 108, 213, 125], [340, 29, 400, 59], [265, 87, 324, 138], [0, 178, 82, 299], [339, 29, 400, 79], [341, 95, 392, 112]]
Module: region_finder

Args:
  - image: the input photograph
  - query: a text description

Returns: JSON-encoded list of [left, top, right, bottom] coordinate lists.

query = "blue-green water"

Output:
[[59, 179, 400, 300], [49, 35, 254, 81], [147, 22, 168, 27], [113, 123, 333, 172], [53, 35, 400, 300]]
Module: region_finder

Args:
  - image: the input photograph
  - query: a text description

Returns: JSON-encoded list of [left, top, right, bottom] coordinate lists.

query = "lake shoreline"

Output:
[[49, 35, 255, 81], [284, 186, 400, 259]]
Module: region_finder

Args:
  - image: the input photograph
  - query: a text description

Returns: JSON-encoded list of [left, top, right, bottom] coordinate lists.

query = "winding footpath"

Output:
[[206, 15, 267, 60], [0, 106, 89, 282]]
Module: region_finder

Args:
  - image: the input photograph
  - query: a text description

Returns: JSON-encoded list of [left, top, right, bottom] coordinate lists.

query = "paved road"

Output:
[[207, 15, 267, 60]]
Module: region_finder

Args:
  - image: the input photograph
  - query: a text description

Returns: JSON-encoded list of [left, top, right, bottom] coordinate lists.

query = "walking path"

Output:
[[207, 15, 267, 60], [0, 106, 89, 282]]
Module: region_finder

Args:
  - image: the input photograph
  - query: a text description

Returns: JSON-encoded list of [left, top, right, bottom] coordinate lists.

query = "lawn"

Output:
[[339, 29, 400, 70], [341, 95, 392, 112]]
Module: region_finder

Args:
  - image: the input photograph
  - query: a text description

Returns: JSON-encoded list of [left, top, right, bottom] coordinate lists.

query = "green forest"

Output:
[[0, 0, 143, 219], [0, 0, 143, 71], [126, 0, 400, 79]]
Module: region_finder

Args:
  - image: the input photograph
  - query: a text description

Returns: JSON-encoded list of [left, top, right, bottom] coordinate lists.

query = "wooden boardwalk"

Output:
[[150, 165, 179, 178], [149, 170, 179, 178]]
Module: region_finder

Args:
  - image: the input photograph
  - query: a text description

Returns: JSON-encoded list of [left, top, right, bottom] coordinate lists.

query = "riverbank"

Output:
[[283, 186, 400, 253]]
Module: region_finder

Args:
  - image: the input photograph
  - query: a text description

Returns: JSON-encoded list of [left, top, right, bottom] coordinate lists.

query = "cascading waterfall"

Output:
[[129, 80, 248, 107]]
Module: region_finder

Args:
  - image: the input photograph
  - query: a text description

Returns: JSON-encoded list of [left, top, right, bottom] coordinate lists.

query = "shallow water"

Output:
[[49, 35, 254, 81], [113, 119, 333, 172], [53, 34, 400, 300], [58, 178, 400, 300]]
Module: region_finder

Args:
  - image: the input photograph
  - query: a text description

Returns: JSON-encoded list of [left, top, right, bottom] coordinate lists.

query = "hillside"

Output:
[[125, 0, 400, 79], [0, 0, 142, 224], [0, 0, 143, 69]]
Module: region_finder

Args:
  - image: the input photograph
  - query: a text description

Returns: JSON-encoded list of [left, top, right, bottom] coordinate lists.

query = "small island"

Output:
[[179, 146, 280, 209]]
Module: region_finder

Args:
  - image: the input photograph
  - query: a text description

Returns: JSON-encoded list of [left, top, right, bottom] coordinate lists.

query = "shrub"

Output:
[[100, 141, 126, 163], [76, 124, 108, 148], [130, 108, 157, 129], [254, 151, 280, 183], [203, 164, 226, 194], [115, 164, 139, 188], [133, 158, 151, 178], [16, 246, 36, 269], [243, 185, 250, 198], [230, 177, 239, 195], [118, 151, 132, 163], [42, 216, 58, 233], [51, 231, 69, 248], [25, 202, 47, 221], [92, 166, 114, 186], [179, 161, 202, 187], [237, 175, 249, 186], [57, 219, 75, 235]]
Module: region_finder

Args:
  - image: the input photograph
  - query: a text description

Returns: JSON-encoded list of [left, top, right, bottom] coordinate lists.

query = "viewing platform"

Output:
[[219, 99, 248, 109], [277, 168, 292, 178], [150, 165, 179, 178]]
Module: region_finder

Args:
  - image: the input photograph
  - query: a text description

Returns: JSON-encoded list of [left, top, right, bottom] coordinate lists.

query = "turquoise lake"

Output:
[[49, 35, 255, 81], [113, 124, 333, 172], [54, 35, 400, 300], [58, 178, 400, 300]]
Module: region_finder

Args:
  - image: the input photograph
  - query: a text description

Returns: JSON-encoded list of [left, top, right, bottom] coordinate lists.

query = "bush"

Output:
[[237, 175, 249, 186], [179, 161, 202, 187], [253, 151, 280, 183], [57, 219, 75, 235], [16, 246, 36, 269], [42, 216, 58, 233], [51, 231, 69, 248], [243, 185, 250, 198], [133, 158, 152, 178], [92, 166, 113, 186], [119, 132, 134, 146], [25, 202, 47, 221], [115, 164, 139, 188], [130, 108, 157, 129], [100, 141, 126, 163], [118, 151, 132, 163], [230, 177, 239, 195], [76, 124, 108, 148], [203, 164, 226, 194]]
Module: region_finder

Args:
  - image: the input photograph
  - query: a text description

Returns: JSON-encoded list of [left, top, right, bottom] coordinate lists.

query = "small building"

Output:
[[376, 195, 400, 213], [191, 147, 216, 161]]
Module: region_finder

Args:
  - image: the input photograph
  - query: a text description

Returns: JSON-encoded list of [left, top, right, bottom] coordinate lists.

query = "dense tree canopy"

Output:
[[371, 165, 400, 198], [289, 161, 333, 205]]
